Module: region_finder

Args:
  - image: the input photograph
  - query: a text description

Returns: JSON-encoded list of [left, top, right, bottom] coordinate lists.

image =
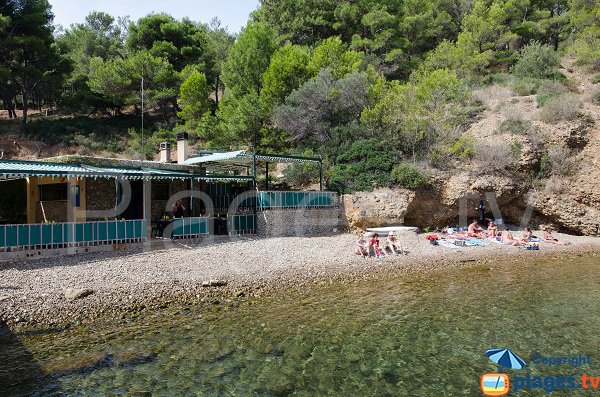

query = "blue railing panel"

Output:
[[1, 220, 147, 252], [228, 214, 256, 235], [171, 217, 209, 239], [257, 191, 337, 210]]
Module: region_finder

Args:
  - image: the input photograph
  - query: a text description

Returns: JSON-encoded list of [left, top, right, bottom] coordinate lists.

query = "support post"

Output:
[[253, 150, 257, 219], [319, 159, 323, 191], [190, 178, 195, 216], [265, 162, 269, 191], [66, 177, 77, 254], [143, 179, 152, 245]]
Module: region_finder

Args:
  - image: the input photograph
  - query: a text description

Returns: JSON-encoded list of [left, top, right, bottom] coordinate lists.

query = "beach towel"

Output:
[[487, 237, 504, 245], [466, 238, 486, 247], [439, 240, 460, 249]]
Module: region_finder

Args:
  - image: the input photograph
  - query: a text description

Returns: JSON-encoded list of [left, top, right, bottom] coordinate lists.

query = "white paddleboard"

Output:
[[366, 226, 419, 234]]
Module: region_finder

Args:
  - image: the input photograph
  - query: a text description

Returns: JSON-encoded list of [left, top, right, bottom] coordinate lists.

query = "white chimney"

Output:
[[159, 141, 171, 163], [177, 132, 189, 164]]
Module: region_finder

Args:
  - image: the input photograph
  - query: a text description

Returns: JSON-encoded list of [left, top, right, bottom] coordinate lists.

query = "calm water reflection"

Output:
[[2, 254, 599, 396]]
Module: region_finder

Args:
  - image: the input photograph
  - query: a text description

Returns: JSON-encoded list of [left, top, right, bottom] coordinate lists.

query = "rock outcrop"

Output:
[[340, 59, 600, 236]]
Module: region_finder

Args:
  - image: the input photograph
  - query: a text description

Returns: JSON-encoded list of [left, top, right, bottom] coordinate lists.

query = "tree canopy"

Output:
[[1, 0, 599, 191]]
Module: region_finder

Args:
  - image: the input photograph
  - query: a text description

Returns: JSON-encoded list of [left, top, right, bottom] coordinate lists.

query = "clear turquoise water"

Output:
[[2, 254, 600, 396]]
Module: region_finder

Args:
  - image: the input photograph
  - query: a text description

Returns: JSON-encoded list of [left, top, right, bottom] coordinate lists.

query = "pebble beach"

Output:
[[1, 231, 599, 330]]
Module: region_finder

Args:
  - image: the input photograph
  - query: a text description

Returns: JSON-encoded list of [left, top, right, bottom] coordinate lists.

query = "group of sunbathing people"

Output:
[[355, 221, 568, 258], [467, 219, 568, 246], [355, 231, 404, 258]]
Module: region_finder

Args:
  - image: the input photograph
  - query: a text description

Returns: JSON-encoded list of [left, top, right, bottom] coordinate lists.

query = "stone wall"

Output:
[[85, 179, 193, 221], [152, 180, 189, 220], [256, 208, 341, 237], [36, 201, 67, 223], [87, 179, 117, 218]]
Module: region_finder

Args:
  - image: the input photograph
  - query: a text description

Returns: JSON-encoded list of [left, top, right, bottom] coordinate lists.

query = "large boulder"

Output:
[[64, 288, 94, 301], [341, 188, 415, 230]]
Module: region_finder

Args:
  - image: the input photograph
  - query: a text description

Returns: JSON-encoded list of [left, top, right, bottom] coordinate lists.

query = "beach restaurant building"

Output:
[[0, 134, 339, 259]]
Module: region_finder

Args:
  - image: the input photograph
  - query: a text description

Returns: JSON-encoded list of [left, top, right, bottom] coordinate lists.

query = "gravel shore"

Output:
[[1, 232, 599, 330]]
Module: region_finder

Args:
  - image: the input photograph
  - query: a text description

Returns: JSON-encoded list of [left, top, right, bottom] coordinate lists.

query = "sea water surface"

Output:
[[1, 254, 600, 396]]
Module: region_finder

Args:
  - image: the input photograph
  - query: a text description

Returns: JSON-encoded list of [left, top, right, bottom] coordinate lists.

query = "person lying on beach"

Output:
[[487, 220, 498, 238], [543, 227, 570, 245], [369, 233, 385, 258], [385, 232, 403, 254], [501, 230, 522, 246], [355, 233, 369, 257], [468, 220, 486, 238]]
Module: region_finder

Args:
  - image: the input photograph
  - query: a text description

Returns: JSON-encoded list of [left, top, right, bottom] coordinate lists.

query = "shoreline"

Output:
[[1, 233, 599, 332]]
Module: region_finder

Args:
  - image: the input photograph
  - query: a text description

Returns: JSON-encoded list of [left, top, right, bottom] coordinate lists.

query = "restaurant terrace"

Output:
[[0, 134, 338, 258]]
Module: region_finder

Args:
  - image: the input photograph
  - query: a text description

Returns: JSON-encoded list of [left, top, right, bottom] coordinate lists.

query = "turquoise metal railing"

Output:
[[257, 191, 337, 210], [171, 217, 209, 239], [0, 220, 147, 252], [228, 214, 256, 235]]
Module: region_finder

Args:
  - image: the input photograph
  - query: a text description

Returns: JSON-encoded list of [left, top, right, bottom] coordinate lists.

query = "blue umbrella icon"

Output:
[[486, 348, 526, 371]]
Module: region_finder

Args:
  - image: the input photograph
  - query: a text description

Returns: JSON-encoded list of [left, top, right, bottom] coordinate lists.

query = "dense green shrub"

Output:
[[512, 42, 561, 80], [539, 94, 582, 123], [536, 81, 568, 107], [510, 77, 541, 96], [282, 161, 320, 187], [391, 163, 429, 189], [450, 136, 475, 158], [592, 75, 600, 84], [328, 139, 395, 193]]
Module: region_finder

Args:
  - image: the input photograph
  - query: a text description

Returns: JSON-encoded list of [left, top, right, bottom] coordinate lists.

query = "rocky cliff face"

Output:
[[342, 59, 600, 236]]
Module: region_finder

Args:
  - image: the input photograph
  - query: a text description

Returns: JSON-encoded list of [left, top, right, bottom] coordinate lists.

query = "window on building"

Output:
[[152, 182, 170, 200], [39, 184, 68, 201]]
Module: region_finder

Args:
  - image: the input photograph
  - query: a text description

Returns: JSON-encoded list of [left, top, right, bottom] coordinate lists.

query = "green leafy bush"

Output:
[[510, 140, 523, 159], [282, 161, 320, 187], [592, 75, 600, 84], [539, 94, 582, 123], [510, 77, 541, 96], [512, 42, 561, 80], [391, 163, 429, 189], [328, 139, 395, 193], [450, 136, 475, 158], [536, 81, 568, 107]]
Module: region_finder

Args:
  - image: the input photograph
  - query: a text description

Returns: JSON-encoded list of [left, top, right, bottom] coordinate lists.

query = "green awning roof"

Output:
[[184, 150, 321, 166], [0, 159, 253, 182]]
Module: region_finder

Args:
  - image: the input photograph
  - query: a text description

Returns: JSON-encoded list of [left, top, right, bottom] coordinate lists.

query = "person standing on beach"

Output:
[[478, 199, 486, 222]]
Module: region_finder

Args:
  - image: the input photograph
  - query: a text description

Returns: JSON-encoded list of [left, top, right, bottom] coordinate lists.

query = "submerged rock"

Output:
[[202, 280, 227, 287]]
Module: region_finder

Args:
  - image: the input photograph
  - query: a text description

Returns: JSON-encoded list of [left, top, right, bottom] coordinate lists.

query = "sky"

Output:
[[48, 0, 260, 32]]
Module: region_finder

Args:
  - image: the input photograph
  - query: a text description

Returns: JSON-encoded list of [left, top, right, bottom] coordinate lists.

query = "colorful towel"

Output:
[[439, 240, 460, 249], [466, 238, 486, 247]]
